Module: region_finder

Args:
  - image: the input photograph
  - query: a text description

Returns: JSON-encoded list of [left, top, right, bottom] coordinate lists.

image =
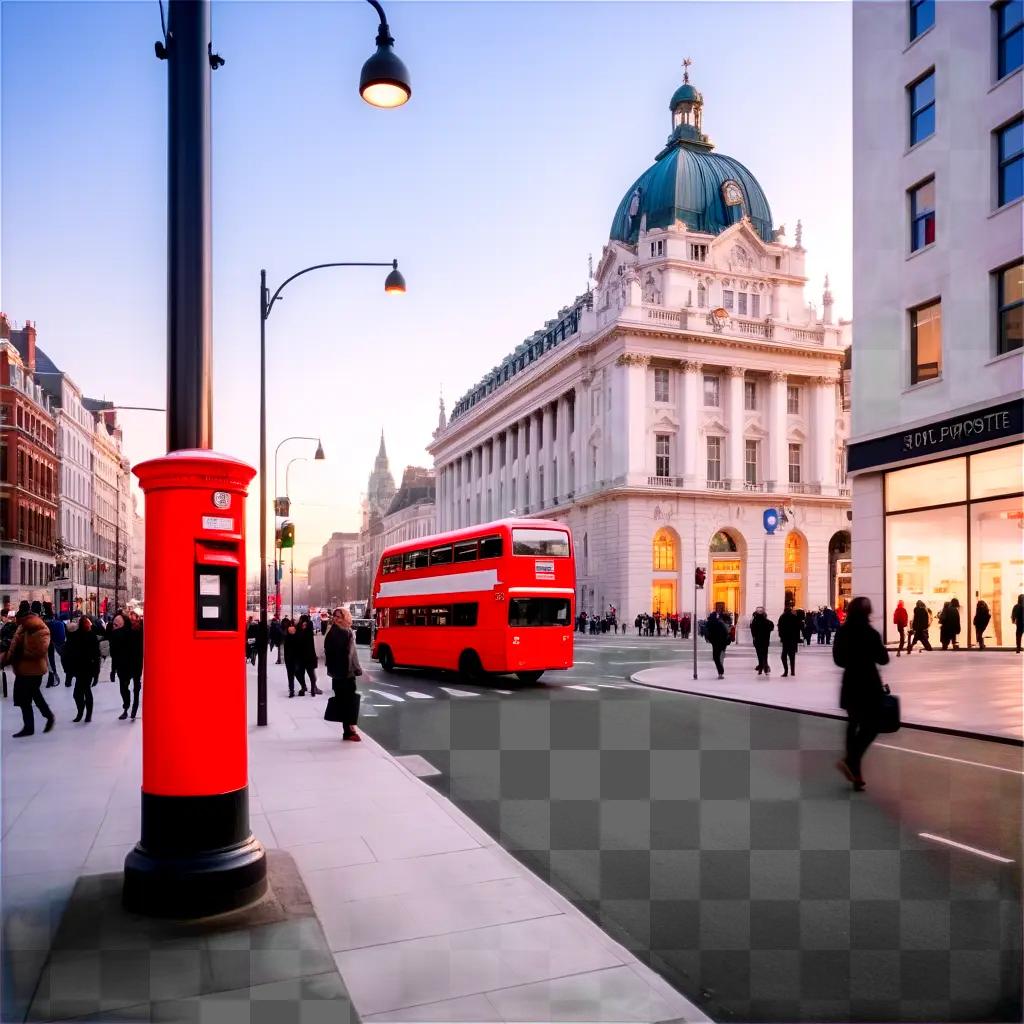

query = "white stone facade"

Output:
[[849, 1, 1023, 644], [55, 377, 96, 608], [430, 221, 851, 628]]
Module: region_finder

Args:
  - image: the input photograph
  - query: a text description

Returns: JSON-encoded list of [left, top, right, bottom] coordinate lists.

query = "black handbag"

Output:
[[876, 685, 901, 734], [324, 696, 345, 723]]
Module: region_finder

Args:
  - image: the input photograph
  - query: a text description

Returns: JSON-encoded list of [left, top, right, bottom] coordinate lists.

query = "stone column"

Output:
[[539, 404, 552, 509], [576, 377, 591, 495], [502, 427, 513, 517], [768, 371, 788, 494], [680, 360, 702, 487], [727, 366, 746, 490], [616, 354, 649, 484], [812, 376, 838, 493]]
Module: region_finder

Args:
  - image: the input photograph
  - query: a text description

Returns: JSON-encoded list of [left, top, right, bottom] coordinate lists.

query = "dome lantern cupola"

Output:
[[669, 58, 711, 149]]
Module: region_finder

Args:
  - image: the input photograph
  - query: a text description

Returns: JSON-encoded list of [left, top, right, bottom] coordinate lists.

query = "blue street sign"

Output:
[[763, 508, 779, 535]]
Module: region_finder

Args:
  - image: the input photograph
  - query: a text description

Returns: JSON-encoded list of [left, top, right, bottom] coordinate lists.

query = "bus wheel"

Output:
[[458, 650, 485, 683], [515, 671, 544, 684], [378, 645, 396, 673]]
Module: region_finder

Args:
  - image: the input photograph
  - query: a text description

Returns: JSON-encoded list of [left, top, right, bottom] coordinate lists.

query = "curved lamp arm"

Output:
[[264, 260, 399, 320]]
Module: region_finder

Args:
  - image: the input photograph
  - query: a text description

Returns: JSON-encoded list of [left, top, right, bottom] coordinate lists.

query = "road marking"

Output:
[[371, 703, 392, 708], [370, 689, 405, 702], [918, 833, 1014, 864], [493, 689, 514, 695], [573, 660, 595, 665], [404, 691, 434, 699], [566, 684, 598, 691], [876, 743, 1024, 776], [609, 660, 646, 665], [440, 686, 479, 697], [598, 683, 624, 689]]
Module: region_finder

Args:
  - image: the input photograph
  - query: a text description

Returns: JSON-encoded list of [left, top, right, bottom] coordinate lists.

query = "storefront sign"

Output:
[[848, 398, 1023, 473]]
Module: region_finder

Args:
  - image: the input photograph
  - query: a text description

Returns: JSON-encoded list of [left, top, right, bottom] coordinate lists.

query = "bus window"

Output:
[[411, 606, 428, 626], [430, 545, 453, 566], [453, 540, 478, 563], [382, 555, 402, 575], [393, 607, 407, 626], [508, 597, 571, 626], [512, 528, 570, 557], [429, 607, 451, 626], [453, 602, 478, 626], [404, 549, 429, 570], [479, 535, 503, 559]]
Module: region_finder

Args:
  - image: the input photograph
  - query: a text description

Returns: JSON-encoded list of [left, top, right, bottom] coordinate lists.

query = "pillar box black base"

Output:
[[123, 788, 267, 918]]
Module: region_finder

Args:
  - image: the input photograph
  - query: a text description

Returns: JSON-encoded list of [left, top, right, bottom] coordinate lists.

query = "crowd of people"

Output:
[[892, 595, 1024, 654], [0, 600, 144, 738]]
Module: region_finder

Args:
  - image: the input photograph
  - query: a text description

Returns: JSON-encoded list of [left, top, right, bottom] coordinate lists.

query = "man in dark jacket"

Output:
[[64, 615, 101, 723], [2, 601, 55, 737], [777, 604, 801, 677], [1013, 594, 1024, 654], [907, 601, 932, 653], [749, 607, 774, 675], [705, 611, 730, 679], [117, 612, 144, 720]]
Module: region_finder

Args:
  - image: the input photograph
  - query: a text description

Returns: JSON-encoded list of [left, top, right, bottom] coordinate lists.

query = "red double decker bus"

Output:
[[370, 519, 574, 683]]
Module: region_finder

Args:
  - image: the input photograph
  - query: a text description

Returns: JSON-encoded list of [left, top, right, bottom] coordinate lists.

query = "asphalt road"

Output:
[[351, 635, 1023, 1022]]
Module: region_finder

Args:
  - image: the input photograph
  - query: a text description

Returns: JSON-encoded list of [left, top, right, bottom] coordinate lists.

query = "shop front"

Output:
[[849, 400, 1023, 647]]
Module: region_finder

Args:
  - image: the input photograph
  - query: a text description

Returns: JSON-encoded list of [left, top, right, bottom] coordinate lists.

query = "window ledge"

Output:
[[989, 65, 1023, 94], [906, 241, 936, 261], [903, 23, 936, 53], [989, 195, 1024, 219], [985, 346, 1023, 367], [902, 375, 943, 394], [904, 134, 935, 158]]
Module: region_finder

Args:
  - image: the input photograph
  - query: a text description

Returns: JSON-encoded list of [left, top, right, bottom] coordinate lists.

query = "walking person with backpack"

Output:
[[907, 600, 932, 653], [833, 596, 889, 792]]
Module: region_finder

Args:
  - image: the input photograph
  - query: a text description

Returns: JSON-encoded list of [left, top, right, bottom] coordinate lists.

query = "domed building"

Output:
[[429, 66, 852, 631]]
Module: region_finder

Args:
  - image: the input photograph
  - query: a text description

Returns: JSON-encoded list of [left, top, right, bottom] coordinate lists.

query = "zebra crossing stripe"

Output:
[[405, 692, 434, 699], [567, 684, 598, 691], [493, 689, 515, 695], [370, 689, 405, 702], [440, 686, 479, 697]]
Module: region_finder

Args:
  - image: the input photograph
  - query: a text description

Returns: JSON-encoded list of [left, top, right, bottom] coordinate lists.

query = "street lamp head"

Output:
[[314, 440, 326, 460], [384, 260, 406, 295], [360, 26, 411, 108]]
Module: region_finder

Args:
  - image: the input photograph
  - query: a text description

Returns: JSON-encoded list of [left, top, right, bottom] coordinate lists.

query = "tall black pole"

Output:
[[257, 272, 268, 726], [166, 0, 213, 452]]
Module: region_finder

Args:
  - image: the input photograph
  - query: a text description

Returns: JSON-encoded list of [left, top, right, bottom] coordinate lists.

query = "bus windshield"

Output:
[[512, 528, 570, 557], [508, 597, 571, 627]]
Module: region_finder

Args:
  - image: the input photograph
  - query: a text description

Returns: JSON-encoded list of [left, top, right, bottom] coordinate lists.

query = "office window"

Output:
[[690, 243, 708, 262], [706, 438, 722, 482], [744, 380, 757, 410], [996, 259, 1024, 354], [910, 0, 934, 40], [910, 299, 942, 383], [722, 289, 735, 310], [751, 294, 761, 317], [909, 70, 936, 146], [997, 0, 1023, 78], [655, 434, 671, 478], [910, 177, 936, 251], [788, 444, 802, 484], [787, 385, 800, 414], [745, 440, 759, 486], [997, 116, 1023, 206], [737, 292, 748, 315], [650, 239, 665, 257], [703, 374, 720, 407], [654, 368, 670, 403]]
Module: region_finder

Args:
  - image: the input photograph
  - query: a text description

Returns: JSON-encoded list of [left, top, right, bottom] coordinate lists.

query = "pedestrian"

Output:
[[1, 601, 55, 737], [269, 615, 283, 663], [803, 609, 816, 646], [940, 598, 961, 650], [296, 614, 323, 696], [778, 603, 800, 677], [826, 606, 839, 644], [750, 606, 774, 675], [1012, 594, 1024, 653], [108, 611, 129, 692], [245, 616, 258, 665], [119, 610, 144, 720], [907, 600, 932, 653], [892, 599, 909, 656], [704, 610, 730, 679], [43, 602, 65, 687], [282, 617, 301, 697], [0, 610, 17, 699], [64, 613, 101, 724], [635, 613, 642, 635], [833, 596, 889, 792], [973, 599, 991, 650], [324, 607, 363, 741], [816, 607, 828, 645]]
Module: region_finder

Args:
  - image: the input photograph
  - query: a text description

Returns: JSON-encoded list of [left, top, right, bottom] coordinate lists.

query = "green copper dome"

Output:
[[610, 68, 774, 246]]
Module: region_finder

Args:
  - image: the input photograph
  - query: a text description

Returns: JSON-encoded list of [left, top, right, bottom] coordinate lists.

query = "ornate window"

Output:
[[709, 530, 737, 553], [784, 532, 802, 575], [653, 528, 677, 571]]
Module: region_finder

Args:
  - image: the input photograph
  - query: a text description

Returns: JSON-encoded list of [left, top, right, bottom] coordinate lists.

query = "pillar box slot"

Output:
[[195, 542, 239, 633]]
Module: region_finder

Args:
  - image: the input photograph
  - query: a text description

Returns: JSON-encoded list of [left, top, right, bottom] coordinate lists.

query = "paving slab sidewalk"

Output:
[[631, 646, 1023, 743], [2, 661, 709, 1024]]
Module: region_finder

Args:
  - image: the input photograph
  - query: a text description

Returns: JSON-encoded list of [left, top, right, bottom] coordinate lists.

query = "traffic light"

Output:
[[280, 521, 295, 549], [695, 566, 706, 589]]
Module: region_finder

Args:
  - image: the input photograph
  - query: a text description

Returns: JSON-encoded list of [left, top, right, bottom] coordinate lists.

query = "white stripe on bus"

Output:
[[376, 568, 500, 599]]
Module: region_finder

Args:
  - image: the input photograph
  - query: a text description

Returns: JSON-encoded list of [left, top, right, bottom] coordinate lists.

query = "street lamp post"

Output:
[[257, 260, 405, 726], [284, 457, 306, 618]]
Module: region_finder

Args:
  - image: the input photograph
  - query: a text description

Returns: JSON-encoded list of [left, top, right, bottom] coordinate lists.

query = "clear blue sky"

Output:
[[2, 0, 852, 572]]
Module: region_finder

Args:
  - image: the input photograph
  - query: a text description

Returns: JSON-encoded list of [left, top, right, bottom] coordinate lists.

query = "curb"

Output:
[[629, 673, 1024, 748]]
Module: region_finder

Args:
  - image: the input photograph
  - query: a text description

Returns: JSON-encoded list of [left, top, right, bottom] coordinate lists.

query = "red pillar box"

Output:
[[123, 450, 267, 917]]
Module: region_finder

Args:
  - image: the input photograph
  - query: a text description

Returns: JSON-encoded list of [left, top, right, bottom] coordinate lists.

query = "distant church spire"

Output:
[[437, 391, 446, 433], [822, 274, 834, 324], [377, 429, 387, 460]]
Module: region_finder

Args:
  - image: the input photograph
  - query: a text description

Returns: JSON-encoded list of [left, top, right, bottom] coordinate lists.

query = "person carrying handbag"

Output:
[[324, 607, 363, 741]]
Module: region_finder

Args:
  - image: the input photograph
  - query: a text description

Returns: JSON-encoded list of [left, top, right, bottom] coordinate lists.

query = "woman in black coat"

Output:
[[64, 617, 101, 724], [777, 605, 801, 677], [295, 615, 322, 696], [973, 600, 991, 649], [324, 607, 363, 741], [833, 596, 889, 791], [749, 607, 774, 675]]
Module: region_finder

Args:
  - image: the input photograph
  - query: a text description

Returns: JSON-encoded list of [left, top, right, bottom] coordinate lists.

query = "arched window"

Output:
[[784, 532, 802, 575], [710, 530, 737, 553], [653, 528, 677, 570]]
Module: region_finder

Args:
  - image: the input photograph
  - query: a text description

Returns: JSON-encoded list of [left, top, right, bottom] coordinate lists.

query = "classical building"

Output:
[[0, 320, 58, 607], [429, 69, 852, 627], [368, 466, 437, 581], [849, 0, 1023, 646], [307, 531, 359, 609]]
